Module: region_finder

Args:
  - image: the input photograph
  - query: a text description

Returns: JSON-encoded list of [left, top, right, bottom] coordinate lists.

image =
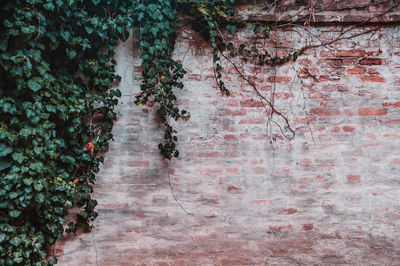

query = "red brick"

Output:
[[383, 133, 400, 138], [358, 109, 387, 116], [224, 135, 237, 140], [298, 59, 312, 66], [250, 199, 271, 205], [347, 175, 361, 182], [197, 168, 223, 175], [337, 50, 366, 57], [320, 51, 335, 57], [321, 249, 337, 256], [226, 100, 239, 107], [347, 67, 366, 74], [251, 134, 267, 140], [319, 59, 344, 67], [128, 161, 150, 167], [342, 126, 355, 132], [239, 118, 266, 124], [135, 212, 146, 218], [274, 167, 290, 174], [382, 102, 400, 108], [273, 93, 294, 99], [310, 109, 340, 116], [196, 152, 219, 157], [252, 167, 265, 174], [344, 109, 354, 116], [295, 117, 316, 124], [299, 158, 312, 165], [268, 225, 293, 232], [219, 109, 247, 116], [240, 100, 265, 107], [186, 74, 201, 81], [134, 66, 144, 72], [331, 126, 340, 133], [360, 76, 386, 82], [226, 168, 239, 174], [279, 208, 298, 214], [302, 224, 314, 230], [267, 76, 291, 83], [227, 185, 241, 191], [359, 58, 383, 65], [392, 158, 400, 164], [368, 68, 380, 74]]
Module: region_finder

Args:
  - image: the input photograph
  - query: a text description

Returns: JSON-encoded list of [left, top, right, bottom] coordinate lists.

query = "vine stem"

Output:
[[218, 49, 296, 140], [167, 161, 193, 216]]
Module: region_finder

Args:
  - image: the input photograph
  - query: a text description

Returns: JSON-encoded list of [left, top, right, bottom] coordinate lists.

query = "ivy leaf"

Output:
[[66, 49, 78, 59], [23, 178, 33, 186], [27, 80, 42, 92], [12, 152, 25, 164], [19, 128, 32, 139], [43, 2, 55, 10], [60, 30, 71, 41], [0, 160, 12, 171], [35, 193, 45, 203], [0, 233, 5, 243], [150, 27, 158, 36], [9, 210, 21, 218], [10, 236, 22, 247], [46, 105, 56, 113], [85, 26, 94, 34], [0, 143, 13, 157], [0, 39, 7, 51], [226, 25, 237, 34], [9, 192, 19, 199], [34, 182, 43, 192]]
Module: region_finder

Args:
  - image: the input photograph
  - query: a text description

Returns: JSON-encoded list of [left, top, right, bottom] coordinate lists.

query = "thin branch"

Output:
[[219, 49, 296, 140], [167, 161, 193, 216]]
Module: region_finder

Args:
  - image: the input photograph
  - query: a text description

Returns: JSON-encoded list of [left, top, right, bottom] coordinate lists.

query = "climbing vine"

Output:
[[0, 0, 132, 264]]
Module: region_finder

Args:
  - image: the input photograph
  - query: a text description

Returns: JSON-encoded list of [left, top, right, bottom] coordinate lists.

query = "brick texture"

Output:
[[55, 4, 400, 265]]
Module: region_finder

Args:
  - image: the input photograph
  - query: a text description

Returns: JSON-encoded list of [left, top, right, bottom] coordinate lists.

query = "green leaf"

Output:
[[43, 2, 55, 10], [14, 256, 23, 264], [0, 160, 12, 171], [23, 178, 33, 186], [10, 237, 22, 247], [0, 143, 13, 157], [85, 26, 94, 34], [150, 27, 158, 36], [0, 233, 6, 243], [27, 80, 42, 92], [9, 192, 19, 199], [34, 182, 43, 191], [66, 48, 78, 59], [46, 105, 56, 113], [12, 152, 25, 164], [19, 128, 32, 138], [9, 210, 21, 218], [60, 30, 71, 41], [35, 193, 45, 203], [226, 25, 237, 34]]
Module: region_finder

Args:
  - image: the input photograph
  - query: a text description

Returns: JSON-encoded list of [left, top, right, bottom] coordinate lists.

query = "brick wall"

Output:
[[55, 2, 400, 265]]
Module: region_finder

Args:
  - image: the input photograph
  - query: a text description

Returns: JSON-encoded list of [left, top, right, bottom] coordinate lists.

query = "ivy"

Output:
[[0, 0, 132, 264]]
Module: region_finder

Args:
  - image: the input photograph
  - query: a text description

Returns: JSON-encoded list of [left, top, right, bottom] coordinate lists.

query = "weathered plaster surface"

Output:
[[55, 5, 400, 265]]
